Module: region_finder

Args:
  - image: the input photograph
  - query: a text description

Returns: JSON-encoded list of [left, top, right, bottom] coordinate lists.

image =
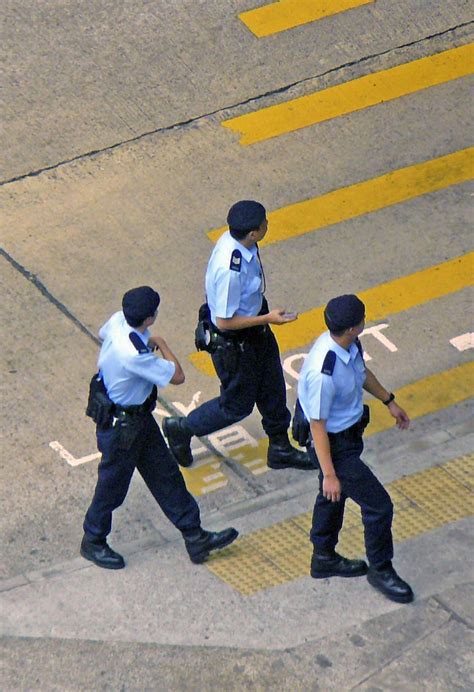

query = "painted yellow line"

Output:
[[208, 148, 474, 246], [222, 44, 474, 144], [189, 253, 474, 375], [229, 361, 474, 475], [239, 0, 374, 38], [367, 361, 474, 436]]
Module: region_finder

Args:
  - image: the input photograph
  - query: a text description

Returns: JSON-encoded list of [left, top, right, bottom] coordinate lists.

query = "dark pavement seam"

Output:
[[0, 21, 472, 189], [349, 607, 454, 689], [431, 591, 474, 631], [0, 249, 266, 497]]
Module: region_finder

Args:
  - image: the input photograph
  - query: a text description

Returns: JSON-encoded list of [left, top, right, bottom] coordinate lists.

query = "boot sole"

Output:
[[367, 575, 414, 603], [189, 529, 239, 564], [80, 548, 125, 570], [311, 567, 368, 579]]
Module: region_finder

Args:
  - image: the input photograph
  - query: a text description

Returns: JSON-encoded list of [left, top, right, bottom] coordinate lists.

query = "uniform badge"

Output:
[[230, 249, 242, 272]]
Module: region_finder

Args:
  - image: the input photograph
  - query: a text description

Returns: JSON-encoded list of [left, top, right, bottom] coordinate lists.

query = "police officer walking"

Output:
[[163, 200, 315, 471], [297, 294, 414, 603], [81, 286, 238, 569]]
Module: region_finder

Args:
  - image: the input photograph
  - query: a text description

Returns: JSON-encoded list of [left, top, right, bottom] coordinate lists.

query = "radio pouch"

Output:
[[292, 398, 311, 447], [195, 303, 218, 353], [85, 373, 114, 428]]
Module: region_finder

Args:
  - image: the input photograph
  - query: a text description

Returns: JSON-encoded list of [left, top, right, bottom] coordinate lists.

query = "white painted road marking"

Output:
[[450, 333, 474, 351], [49, 441, 100, 467]]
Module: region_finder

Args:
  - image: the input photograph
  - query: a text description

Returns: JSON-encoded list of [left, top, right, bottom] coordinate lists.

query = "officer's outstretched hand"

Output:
[[388, 402, 410, 430], [267, 308, 298, 325]]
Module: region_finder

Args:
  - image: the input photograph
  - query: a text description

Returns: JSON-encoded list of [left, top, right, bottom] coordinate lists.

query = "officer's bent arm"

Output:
[[363, 367, 410, 429], [169, 364, 185, 385], [362, 368, 390, 402], [153, 338, 185, 385]]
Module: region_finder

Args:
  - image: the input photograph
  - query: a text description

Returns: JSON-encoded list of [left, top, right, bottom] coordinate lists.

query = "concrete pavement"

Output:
[[2, 414, 473, 689]]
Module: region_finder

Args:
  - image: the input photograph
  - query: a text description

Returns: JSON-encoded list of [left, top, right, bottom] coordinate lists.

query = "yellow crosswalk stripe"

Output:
[[239, 0, 374, 37], [208, 148, 474, 247], [206, 453, 474, 594], [189, 253, 474, 375], [228, 361, 474, 475], [222, 44, 474, 144], [365, 361, 474, 436]]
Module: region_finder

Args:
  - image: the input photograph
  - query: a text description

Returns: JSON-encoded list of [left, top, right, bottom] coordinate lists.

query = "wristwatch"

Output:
[[383, 392, 395, 405]]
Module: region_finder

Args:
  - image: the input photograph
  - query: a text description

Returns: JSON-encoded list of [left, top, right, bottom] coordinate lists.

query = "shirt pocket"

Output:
[[246, 272, 262, 296], [353, 357, 366, 388]]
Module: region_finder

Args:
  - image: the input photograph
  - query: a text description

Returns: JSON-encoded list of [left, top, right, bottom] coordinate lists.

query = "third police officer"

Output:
[[297, 294, 414, 603], [163, 200, 315, 471]]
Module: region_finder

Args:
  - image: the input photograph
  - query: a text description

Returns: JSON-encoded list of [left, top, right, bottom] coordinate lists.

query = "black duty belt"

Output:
[[217, 323, 268, 342], [113, 388, 157, 417], [327, 405, 370, 441], [327, 420, 361, 440]]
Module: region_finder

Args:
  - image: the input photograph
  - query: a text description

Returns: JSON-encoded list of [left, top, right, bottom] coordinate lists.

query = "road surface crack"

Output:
[[0, 20, 472, 188]]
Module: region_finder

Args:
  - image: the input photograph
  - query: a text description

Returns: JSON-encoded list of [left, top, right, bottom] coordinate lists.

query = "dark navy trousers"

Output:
[[84, 414, 201, 540], [187, 327, 291, 437], [310, 431, 394, 568]]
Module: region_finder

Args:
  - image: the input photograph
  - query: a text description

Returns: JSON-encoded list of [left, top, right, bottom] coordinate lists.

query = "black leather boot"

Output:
[[367, 564, 414, 603], [80, 534, 125, 570], [184, 527, 239, 564], [267, 433, 317, 470], [311, 551, 368, 578], [162, 416, 194, 467]]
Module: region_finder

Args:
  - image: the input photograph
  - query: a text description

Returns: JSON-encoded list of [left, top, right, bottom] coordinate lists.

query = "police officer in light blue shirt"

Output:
[[97, 309, 176, 407], [298, 330, 367, 434], [163, 200, 315, 471], [205, 229, 264, 326], [298, 294, 414, 603], [81, 286, 238, 570]]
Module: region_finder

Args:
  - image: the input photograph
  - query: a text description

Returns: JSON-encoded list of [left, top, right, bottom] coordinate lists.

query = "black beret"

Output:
[[227, 200, 266, 233], [122, 286, 160, 327], [324, 294, 365, 332]]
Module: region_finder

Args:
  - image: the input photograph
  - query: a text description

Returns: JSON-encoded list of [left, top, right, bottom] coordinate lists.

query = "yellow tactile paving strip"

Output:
[[206, 453, 474, 595]]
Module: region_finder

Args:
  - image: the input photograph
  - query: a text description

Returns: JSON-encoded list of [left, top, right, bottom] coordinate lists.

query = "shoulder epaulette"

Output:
[[355, 337, 364, 359], [129, 332, 150, 354], [230, 249, 242, 272], [321, 350, 336, 375]]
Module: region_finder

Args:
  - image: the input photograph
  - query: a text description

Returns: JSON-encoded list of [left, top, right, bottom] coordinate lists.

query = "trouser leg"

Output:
[[344, 454, 394, 568], [83, 426, 136, 539], [187, 344, 258, 436], [311, 435, 393, 566], [255, 330, 291, 436], [137, 417, 201, 536], [310, 473, 347, 553]]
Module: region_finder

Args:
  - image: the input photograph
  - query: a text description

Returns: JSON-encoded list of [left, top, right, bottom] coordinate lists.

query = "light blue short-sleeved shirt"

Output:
[[298, 331, 367, 433], [97, 311, 175, 406], [205, 231, 263, 325]]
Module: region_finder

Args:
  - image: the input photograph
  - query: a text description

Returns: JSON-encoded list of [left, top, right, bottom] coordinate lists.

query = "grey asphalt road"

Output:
[[1, 1, 473, 688]]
